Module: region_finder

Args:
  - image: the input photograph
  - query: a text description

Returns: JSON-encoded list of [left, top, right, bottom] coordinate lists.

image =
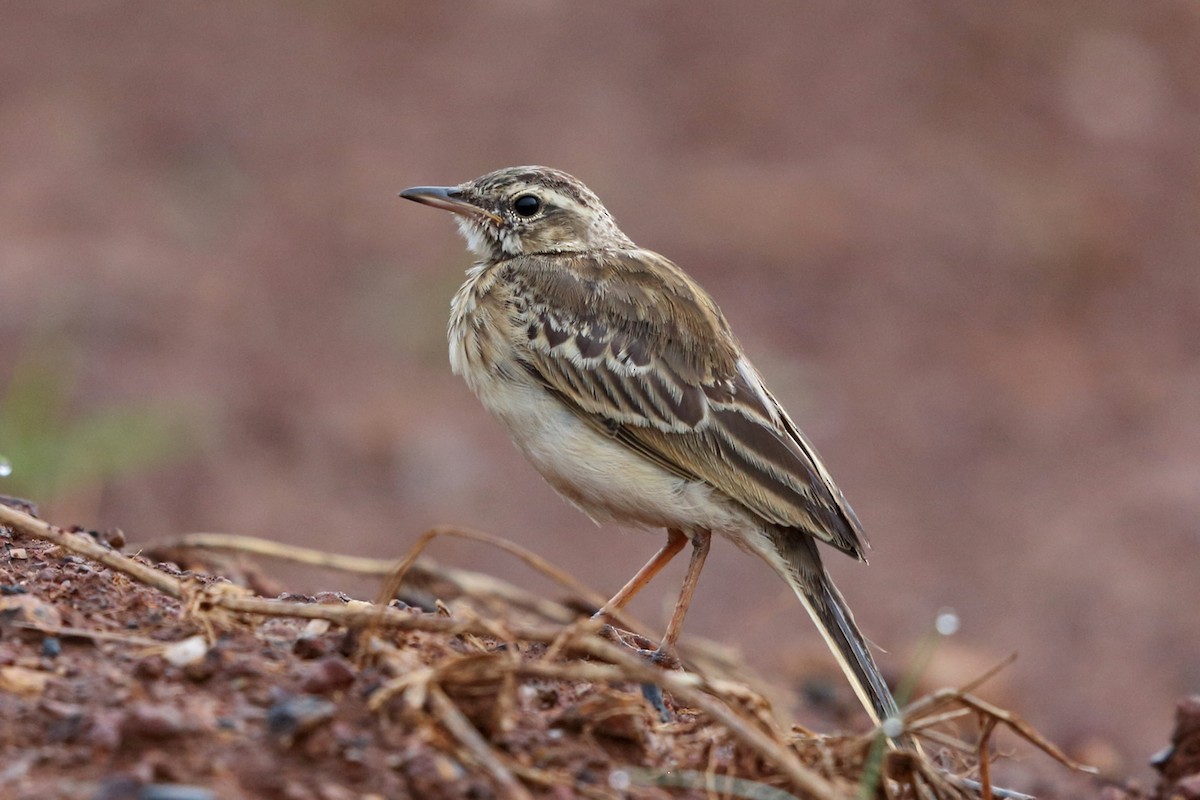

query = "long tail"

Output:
[[767, 530, 899, 727]]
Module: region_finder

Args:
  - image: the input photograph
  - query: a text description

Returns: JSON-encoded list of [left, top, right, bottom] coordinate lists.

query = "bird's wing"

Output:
[[508, 250, 868, 559]]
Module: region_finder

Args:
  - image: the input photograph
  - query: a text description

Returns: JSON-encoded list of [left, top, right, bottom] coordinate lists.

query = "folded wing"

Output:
[[509, 250, 868, 559]]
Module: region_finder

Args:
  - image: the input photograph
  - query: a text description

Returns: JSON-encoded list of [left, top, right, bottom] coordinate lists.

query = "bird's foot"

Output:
[[640, 681, 670, 721], [591, 623, 681, 721], [638, 648, 682, 722]]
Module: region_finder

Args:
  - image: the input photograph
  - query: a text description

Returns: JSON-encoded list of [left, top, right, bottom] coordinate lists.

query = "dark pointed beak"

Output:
[[399, 185, 502, 224]]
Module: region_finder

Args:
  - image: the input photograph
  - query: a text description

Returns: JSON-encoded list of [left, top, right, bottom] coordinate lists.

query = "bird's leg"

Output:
[[592, 529, 687, 655], [593, 528, 687, 621], [656, 528, 710, 656], [639, 529, 711, 721]]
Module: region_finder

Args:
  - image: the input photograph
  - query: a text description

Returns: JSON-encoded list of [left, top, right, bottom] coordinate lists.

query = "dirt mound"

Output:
[[2, 500, 1161, 799]]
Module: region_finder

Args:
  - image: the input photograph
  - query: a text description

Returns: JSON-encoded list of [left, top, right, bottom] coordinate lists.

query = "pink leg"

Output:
[[658, 529, 711, 653], [594, 529, 687, 618]]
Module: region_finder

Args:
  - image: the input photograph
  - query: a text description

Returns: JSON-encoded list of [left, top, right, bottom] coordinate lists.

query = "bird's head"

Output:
[[401, 166, 633, 261]]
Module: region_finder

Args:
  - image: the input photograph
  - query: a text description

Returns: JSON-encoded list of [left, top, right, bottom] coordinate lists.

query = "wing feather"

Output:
[[507, 250, 867, 558]]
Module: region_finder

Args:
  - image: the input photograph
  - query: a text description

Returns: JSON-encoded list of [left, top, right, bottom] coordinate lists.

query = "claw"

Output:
[[646, 648, 680, 670]]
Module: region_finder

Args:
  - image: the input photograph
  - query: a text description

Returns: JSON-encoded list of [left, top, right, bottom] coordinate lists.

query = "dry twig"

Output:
[[0, 501, 1089, 800], [428, 684, 533, 800]]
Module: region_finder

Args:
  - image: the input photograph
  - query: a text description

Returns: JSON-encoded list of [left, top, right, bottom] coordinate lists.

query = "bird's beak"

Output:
[[399, 185, 503, 224]]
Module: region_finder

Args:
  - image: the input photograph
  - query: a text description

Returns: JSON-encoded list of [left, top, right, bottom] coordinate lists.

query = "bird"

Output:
[[400, 166, 901, 728]]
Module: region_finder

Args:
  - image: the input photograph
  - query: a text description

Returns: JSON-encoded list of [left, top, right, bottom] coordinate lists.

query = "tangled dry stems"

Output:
[[0, 503, 1091, 799]]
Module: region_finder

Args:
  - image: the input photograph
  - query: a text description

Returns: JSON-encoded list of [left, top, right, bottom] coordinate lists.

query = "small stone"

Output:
[[299, 656, 357, 695], [267, 695, 337, 743], [163, 635, 209, 668], [133, 656, 167, 680], [0, 594, 61, 633], [93, 528, 127, 549], [121, 703, 192, 738], [1155, 695, 1200, 787], [293, 634, 329, 660], [0, 665, 51, 696]]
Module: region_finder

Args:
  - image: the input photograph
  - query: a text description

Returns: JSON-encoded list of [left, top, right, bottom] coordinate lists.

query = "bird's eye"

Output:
[[513, 194, 541, 217]]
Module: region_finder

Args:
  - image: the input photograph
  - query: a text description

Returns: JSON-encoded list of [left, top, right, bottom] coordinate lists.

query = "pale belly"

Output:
[[467, 370, 752, 537]]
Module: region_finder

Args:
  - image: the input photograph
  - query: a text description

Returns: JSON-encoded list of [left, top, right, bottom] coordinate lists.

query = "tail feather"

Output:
[[768, 530, 899, 726]]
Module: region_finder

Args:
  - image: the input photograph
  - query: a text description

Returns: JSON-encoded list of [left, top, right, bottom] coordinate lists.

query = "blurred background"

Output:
[[2, 2, 1197, 788]]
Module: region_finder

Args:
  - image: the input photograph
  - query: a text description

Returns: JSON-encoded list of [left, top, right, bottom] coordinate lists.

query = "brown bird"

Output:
[[401, 166, 900, 727]]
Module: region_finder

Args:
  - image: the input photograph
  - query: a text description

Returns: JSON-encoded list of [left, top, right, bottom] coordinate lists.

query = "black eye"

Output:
[[513, 194, 541, 217]]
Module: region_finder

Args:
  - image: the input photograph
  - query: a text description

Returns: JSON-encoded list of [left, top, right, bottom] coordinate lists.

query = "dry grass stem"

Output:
[[0, 504, 183, 598], [373, 524, 642, 633], [904, 687, 1095, 776], [0, 500, 1087, 799], [168, 530, 581, 624], [428, 684, 534, 800]]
